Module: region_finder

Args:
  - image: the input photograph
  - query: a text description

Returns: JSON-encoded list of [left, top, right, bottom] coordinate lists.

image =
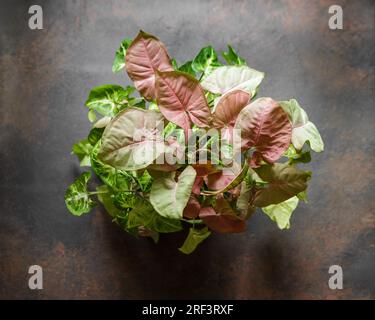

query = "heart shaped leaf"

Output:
[[155, 70, 211, 138], [279, 99, 324, 152], [98, 108, 167, 171], [201, 65, 264, 96], [234, 97, 292, 166], [252, 163, 311, 207], [150, 166, 197, 219], [262, 196, 299, 229], [125, 30, 173, 100]]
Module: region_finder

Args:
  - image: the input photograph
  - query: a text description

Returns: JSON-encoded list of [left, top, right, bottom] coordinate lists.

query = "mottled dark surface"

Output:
[[0, 0, 374, 299]]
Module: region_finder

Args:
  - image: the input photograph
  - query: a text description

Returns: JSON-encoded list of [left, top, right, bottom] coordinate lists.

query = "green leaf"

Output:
[[179, 227, 211, 254], [88, 109, 97, 123], [65, 172, 95, 216], [85, 85, 136, 117], [178, 60, 196, 77], [112, 38, 132, 73], [279, 99, 324, 152], [283, 144, 311, 165], [127, 199, 183, 233], [96, 185, 123, 217], [71, 138, 93, 167], [201, 65, 264, 96], [88, 127, 104, 146], [236, 181, 256, 220], [262, 196, 299, 229], [192, 46, 222, 76], [221, 45, 246, 66], [150, 166, 197, 219], [91, 141, 133, 191], [253, 163, 311, 207]]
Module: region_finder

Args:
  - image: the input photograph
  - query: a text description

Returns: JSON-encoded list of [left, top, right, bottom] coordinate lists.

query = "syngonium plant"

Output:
[[65, 30, 324, 254]]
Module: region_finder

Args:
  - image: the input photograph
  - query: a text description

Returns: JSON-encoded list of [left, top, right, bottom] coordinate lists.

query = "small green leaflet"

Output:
[[279, 99, 324, 152], [112, 38, 132, 73], [65, 172, 96, 216], [262, 196, 299, 229], [192, 46, 222, 76], [283, 144, 311, 165], [179, 227, 211, 254], [85, 84, 137, 117], [221, 45, 246, 66], [71, 138, 93, 167]]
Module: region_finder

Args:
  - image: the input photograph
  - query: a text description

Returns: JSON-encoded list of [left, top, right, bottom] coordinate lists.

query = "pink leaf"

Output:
[[212, 90, 251, 142], [199, 201, 246, 234], [125, 30, 173, 100], [155, 71, 211, 140], [204, 170, 236, 190], [183, 195, 201, 219], [234, 97, 292, 166]]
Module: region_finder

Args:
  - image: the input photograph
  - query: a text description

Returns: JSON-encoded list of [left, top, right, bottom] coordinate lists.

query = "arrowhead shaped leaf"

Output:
[[179, 227, 211, 254], [155, 70, 211, 138], [234, 97, 292, 165], [262, 196, 299, 229], [125, 30, 173, 100], [253, 163, 311, 207], [201, 65, 264, 96], [65, 172, 95, 216], [98, 108, 167, 171], [150, 166, 197, 219], [279, 99, 324, 152]]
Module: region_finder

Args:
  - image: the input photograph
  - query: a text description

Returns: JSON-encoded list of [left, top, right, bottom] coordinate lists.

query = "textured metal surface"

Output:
[[0, 0, 374, 299]]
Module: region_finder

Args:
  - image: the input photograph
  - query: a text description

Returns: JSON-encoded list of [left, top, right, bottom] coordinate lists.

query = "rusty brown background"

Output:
[[0, 0, 374, 299]]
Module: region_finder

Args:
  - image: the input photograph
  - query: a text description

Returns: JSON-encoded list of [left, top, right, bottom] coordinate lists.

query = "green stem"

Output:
[[88, 190, 108, 196], [198, 71, 205, 82]]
